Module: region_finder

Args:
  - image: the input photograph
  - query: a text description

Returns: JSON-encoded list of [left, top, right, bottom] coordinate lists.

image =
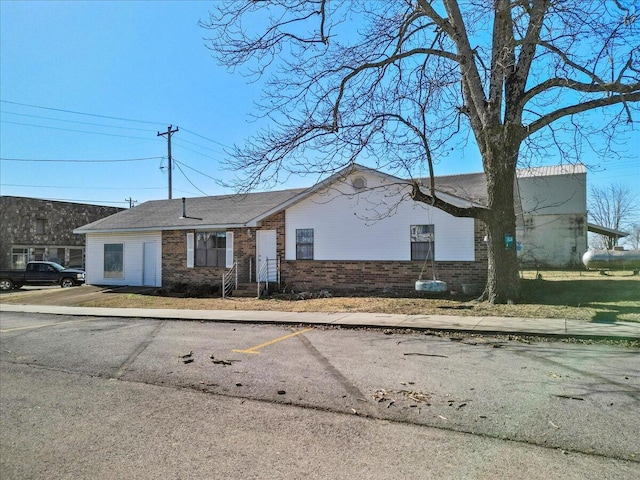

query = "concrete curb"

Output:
[[1, 304, 638, 340]]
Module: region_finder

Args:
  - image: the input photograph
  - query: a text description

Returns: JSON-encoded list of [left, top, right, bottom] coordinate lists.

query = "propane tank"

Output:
[[582, 249, 640, 272]]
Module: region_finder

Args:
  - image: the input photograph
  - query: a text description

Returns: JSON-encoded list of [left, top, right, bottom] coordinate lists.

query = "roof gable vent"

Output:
[[352, 176, 366, 191]]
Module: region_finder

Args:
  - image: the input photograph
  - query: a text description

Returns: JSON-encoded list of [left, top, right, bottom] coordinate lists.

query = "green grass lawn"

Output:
[[515, 270, 640, 323]]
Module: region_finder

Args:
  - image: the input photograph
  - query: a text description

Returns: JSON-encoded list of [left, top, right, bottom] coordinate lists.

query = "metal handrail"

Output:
[[222, 257, 238, 299], [257, 258, 270, 298], [257, 257, 280, 298]]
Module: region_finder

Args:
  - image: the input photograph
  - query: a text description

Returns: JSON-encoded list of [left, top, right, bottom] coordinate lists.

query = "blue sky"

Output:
[[1, 0, 638, 209]]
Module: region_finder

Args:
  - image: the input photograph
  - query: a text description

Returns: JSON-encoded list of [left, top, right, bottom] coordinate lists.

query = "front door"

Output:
[[256, 230, 277, 282], [143, 242, 157, 286]]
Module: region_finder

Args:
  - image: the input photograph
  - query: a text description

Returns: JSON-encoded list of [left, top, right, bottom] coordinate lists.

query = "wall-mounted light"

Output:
[[247, 228, 252, 238]]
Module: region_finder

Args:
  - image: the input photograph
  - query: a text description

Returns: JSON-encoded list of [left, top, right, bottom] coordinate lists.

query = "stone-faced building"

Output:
[[0, 196, 123, 269]]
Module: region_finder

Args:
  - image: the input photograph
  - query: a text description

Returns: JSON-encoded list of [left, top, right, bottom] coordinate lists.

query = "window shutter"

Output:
[[186, 232, 194, 268], [225, 231, 234, 268]]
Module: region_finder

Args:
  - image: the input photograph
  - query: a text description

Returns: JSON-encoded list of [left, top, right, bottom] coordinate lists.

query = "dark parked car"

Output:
[[0, 261, 85, 290]]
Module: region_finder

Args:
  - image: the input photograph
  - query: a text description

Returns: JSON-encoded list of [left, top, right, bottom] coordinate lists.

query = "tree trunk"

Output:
[[483, 211, 521, 303], [480, 147, 521, 303]]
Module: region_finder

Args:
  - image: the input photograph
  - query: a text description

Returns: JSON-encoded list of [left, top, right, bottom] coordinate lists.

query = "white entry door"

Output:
[[256, 230, 277, 282], [143, 242, 157, 286]]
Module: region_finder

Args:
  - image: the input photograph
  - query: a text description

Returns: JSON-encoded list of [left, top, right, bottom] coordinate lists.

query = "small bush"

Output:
[[157, 282, 220, 298]]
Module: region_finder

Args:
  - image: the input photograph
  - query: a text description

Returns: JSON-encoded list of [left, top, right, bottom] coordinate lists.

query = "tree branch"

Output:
[[527, 91, 640, 135], [410, 182, 489, 221]]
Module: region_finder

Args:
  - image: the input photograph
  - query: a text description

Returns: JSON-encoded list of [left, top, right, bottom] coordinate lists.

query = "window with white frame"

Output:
[[195, 232, 226, 267], [410, 225, 434, 261], [104, 244, 124, 278], [11, 248, 29, 269], [296, 228, 314, 260]]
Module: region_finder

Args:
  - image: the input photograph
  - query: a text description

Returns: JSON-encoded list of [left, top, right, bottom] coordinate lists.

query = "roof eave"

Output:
[[587, 222, 629, 238], [74, 223, 250, 235]]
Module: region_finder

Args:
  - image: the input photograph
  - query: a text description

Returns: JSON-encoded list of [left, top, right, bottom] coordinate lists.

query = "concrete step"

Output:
[[231, 283, 262, 297]]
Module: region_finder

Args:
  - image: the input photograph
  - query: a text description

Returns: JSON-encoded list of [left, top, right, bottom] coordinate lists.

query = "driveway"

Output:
[[0, 285, 155, 306]]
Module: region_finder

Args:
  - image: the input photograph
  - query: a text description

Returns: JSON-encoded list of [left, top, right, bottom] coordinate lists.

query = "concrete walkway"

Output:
[[1, 303, 638, 340]]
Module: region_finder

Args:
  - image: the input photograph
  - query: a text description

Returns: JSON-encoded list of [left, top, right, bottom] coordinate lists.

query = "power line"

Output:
[[12, 196, 133, 205], [171, 140, 224, 160], [2, 100, 233, 151], [172, 136, 225, 154], [2, 183, 163, 190], [0, 99, 165, 126], [173, 159, 219, 181], [1, 110, 155, 132], [1, 120, 165, 141], [174, 158, 209, 196], [180, 127, 231, 149], [0, 156, 164, 163]]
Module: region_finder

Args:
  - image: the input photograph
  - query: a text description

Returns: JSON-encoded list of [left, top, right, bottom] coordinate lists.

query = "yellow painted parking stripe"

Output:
[[233, 327, 314, 355], [0, 318, 91, 333]]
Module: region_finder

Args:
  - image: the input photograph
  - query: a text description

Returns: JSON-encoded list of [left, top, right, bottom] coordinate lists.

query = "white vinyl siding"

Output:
[[285, 171, 475, 261], [85, 232, 162, 286]]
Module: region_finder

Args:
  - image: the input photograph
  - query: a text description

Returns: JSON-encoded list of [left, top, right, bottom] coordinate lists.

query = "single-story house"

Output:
[[73, 163, 591, 293], [74, 164, 487, 292]]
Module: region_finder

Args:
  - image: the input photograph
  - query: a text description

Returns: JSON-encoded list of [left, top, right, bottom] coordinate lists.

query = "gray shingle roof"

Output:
[[429, 172, 489, 205], [75, 189, 306, 233], [76, 163, 583, 233], [419, 164, 586, 206]]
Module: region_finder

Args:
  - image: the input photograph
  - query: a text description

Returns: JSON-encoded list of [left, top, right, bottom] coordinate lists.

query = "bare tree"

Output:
[[589, 183, 639, 249], [623, 223, 640, 250], [201, 0, 640, 303]]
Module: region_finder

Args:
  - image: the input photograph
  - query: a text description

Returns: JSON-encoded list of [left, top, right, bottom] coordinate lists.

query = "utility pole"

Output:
[[125, 198, 137, 208], [157, 125, 179, 199]]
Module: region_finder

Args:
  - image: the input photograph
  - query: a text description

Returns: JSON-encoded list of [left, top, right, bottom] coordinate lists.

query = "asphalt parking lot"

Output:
[[2, 312, 639, 469]]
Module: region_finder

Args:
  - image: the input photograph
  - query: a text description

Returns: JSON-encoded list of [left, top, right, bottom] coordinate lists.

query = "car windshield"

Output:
[[48, 262, 66, 272]]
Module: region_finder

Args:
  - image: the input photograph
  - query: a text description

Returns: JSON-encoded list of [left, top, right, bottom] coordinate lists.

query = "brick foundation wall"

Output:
[[281, 260, 486, 293]]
